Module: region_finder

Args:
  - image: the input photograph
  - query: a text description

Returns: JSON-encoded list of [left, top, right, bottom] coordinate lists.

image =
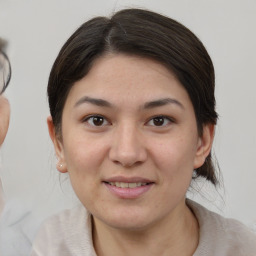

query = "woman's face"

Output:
[[49, 54, 213, 230]]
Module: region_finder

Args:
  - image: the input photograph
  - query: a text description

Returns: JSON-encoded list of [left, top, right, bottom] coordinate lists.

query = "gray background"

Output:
[[1, 0, 255, 227]]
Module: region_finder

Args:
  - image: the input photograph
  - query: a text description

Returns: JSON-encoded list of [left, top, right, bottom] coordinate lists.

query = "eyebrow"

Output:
[[74, 96, 184, 110], [74, 96, 113, 108], [144, 98, 184, 109]]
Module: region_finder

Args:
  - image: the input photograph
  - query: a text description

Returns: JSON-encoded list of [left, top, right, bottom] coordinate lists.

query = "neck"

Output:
[[93, 200, 199, 256]]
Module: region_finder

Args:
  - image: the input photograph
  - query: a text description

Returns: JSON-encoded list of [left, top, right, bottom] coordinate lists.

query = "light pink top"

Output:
[[30, 200, 256, 256]]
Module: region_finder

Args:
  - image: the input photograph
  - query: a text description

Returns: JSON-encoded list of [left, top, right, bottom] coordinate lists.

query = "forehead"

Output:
[[65, 54, 192, 109]]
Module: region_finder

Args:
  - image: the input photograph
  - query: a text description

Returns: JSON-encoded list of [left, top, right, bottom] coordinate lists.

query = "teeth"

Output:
[[108, 182, 148, 188], [120, 182, 128, 188], [128, 183, 137, 188]]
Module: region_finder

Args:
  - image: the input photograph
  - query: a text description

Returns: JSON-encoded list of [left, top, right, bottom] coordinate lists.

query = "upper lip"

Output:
[[103, 176, 154, 183]]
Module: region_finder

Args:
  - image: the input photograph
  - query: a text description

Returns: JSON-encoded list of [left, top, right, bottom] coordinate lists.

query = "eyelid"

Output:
[[145, 115, 175, 127], [82, 114, 111, 126]]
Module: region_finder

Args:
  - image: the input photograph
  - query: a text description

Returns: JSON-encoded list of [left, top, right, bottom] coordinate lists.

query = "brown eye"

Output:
[[147, 115, 172, 127], [85, 115, 109, 127], [93, 116, 104, 126], [152, 117, 165, 126]]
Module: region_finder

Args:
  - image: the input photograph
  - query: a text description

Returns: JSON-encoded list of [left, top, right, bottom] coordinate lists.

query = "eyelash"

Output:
[[82, 114, 174, 128], [146, 115, 174, 127], [83, 115, 110, 127]]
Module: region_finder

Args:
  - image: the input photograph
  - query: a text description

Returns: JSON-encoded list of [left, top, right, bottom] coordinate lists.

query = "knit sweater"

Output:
[[30, 200, 256, 256]]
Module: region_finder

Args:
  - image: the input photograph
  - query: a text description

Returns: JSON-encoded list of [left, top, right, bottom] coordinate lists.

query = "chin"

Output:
[[93, 207, 158, 231]]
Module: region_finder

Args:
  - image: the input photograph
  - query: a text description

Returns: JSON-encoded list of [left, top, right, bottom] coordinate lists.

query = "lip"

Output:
[[103, 176, 154, 199], [104, 176, 154, 183]]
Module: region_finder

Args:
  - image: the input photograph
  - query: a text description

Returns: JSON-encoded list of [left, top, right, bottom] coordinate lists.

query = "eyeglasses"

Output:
[[0, 49, 11, 94]]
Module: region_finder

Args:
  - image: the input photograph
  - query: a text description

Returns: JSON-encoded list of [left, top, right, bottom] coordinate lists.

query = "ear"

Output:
[[47, 116, 67, 173], [194, 124, 215, 169]]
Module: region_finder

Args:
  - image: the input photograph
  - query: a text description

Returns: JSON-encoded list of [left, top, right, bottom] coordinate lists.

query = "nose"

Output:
[[109, 123, 147, 167]]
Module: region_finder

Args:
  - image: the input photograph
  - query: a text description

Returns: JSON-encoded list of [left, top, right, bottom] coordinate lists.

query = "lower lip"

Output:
[[104, 182, 153, 199]]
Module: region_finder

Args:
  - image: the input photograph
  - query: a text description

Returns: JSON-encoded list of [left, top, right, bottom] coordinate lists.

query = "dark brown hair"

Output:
[[48, 8, 219, 185]]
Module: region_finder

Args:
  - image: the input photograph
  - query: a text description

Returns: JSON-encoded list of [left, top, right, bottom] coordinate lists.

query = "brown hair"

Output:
[[48, 8, 219, 185]]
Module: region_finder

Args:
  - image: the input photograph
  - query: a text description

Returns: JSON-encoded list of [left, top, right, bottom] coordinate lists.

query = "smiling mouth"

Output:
[[103, 177, 154, 198], [105, 182, 150, 188]]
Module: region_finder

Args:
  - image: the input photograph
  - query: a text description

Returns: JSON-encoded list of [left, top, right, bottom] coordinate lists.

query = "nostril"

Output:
[[108, 130, 147, 167]]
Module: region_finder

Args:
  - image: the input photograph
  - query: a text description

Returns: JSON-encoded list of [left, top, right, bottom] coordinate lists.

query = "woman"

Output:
[[31, 8, 256, 255], [0, 39, 34, 256], [0, 40, 11, 214]]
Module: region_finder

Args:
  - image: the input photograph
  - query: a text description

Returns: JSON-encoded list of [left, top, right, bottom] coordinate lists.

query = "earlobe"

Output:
[[194, 124, 215, 169], [56, 161, 67, 173], [47, 116, 68, 173]]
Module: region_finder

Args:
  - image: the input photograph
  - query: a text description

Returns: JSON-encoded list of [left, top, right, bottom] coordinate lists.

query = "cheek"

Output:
[[63, 131, 109, 170], [154, 136, 197, 167], [151, 135, 198, 183], [62, 136, 106, 206]]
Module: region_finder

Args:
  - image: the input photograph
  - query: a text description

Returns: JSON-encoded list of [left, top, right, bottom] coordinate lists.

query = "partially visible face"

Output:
[[0, 96, 10, 214], [51, 54, 211, 230], [0, 96, 10, 145]]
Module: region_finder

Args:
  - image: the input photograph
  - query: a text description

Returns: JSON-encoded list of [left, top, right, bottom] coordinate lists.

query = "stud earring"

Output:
[[56, 162, 67, 173]]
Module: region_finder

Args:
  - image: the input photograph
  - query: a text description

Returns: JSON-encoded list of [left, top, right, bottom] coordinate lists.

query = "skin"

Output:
[[0, 96, 10, 145], [48, 54, 214, 256], [0, 95, 10, 214]]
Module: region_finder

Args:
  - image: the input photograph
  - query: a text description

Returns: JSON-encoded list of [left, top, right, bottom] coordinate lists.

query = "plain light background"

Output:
[[0, 0, 256, 227]]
